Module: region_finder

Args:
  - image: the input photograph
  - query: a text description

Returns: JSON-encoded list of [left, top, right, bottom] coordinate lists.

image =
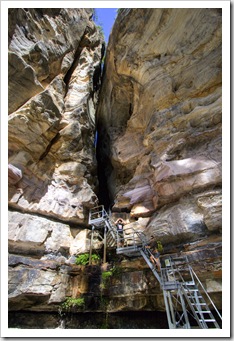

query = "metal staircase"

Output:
[[88, 206, 222, 329], [160, 256, 222, 328]]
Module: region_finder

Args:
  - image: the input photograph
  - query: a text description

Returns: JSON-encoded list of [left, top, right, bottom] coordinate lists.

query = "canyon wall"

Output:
[[96, 8, 222, 308], [8, 8, 222, 324], [8, 8, 105, 313], [8, 8, 105, 224]]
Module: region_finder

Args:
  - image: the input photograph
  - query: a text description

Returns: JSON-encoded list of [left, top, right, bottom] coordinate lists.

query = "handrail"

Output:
[[89, 206, 148, 250], [190, 266, 222, 321], [89, 205, 107, 224], [180, 285, 204, 328], [107, 220, 147, 247]]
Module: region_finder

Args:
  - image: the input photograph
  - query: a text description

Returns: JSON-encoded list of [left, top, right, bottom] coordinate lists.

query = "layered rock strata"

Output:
[[8, 8, 104, 224], [8, 8, 222, 317], [8, 8, 105, 312], [96, 7, 222, 305], [97, 8, 221, 237]]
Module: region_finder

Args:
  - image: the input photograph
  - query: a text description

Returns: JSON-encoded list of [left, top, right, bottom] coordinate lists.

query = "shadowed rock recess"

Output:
[[8, 8, 222, 328]]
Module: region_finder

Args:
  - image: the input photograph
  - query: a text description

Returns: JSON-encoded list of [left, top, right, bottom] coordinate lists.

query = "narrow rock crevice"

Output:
[[38, 133, 60, 160], [96, 122, 113, 211], [63, 44, 84, 96]]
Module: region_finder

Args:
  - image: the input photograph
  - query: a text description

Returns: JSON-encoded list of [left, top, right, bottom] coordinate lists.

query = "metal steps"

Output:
[[140, 248, 162, 285], [154, 255, 221, 329], [88, 206, 222, 329], [106, 230, 117, 247]]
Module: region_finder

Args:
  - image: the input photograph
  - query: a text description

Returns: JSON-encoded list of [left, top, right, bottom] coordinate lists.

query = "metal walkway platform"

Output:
[[89, 205, 222, 329]]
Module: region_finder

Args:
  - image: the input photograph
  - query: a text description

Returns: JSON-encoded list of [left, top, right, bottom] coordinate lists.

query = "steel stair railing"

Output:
[[105, 217, 118, 242], [183, 267, 222, 328], [140, 246, 162, 285], [175, 263, 221, 328], [189, 267, 222, 323], [160, 256, 221, 329], [106, 230, 117, 248], [89, 207, 221, 329]]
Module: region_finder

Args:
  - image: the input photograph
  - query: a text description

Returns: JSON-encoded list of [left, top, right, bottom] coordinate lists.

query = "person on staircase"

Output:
[[115, 218, 126, 247], [145, 236, 162, 272]]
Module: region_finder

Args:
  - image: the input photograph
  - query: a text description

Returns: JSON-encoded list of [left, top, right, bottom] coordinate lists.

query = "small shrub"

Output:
[[75, 253, 100, 266], [100, 270, 113, 290], [157, 241, 164, 253], [75, 253, 89, 266], [97, 25, 105, 39], [61, 297, 85, 310], [101, 271, 113, 281], [92, 254, 101, 263]]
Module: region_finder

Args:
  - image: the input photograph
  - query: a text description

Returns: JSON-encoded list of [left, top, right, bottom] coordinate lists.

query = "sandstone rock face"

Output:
[[8, 254, 69, 311], [8, 8, 104, 224], [8, 8, 222, 318], [97, 7, 222, 305], [104, 239, 222, 313], [8, 210, 102, 257], [97, 8, 222, 238], [8, 9, 105, 313]]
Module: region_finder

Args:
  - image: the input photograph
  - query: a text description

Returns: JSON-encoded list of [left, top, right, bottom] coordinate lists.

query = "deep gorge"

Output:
[[8, 8, 222, 330]]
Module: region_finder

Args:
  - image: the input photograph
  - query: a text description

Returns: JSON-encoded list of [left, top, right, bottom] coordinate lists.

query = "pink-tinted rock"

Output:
[[8, 164, 22, 185]]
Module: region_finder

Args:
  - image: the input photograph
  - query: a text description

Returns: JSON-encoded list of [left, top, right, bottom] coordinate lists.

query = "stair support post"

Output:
[[178, 287, 191, 328], [163, 290, 176, 329], [89, 225, 95, 265], [103, 225, 107, 264]]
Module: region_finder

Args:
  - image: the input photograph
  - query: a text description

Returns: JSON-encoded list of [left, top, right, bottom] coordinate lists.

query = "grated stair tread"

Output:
[[191, 302, 207, 306], [187, 295, 203, 300]]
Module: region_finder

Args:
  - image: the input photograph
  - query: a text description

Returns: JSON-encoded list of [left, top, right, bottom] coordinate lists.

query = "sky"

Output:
[[94, 8, 118, 43]]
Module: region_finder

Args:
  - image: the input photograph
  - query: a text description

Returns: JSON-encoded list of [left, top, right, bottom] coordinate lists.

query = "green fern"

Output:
[[75, 253, 100, 266], [101, 271, 113, 281], [61, 297, 85, 310], [75, 253, 89, 265]]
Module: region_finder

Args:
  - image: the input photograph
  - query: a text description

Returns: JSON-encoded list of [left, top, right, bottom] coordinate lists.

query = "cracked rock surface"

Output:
[[97, 8, 221, 237], [96, 8, 222, 308], [8, 9, 104, 224], [8, 8, 104, 312], [8, 8, 222, 316]]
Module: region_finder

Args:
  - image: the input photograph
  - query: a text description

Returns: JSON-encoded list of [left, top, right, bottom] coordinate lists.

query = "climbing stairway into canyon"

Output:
[[88, 206, 222, 329], [160, 256, 222, 329]]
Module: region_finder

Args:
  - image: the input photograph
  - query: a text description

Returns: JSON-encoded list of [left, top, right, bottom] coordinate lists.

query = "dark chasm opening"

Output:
[[95, 123, 113, 212]]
